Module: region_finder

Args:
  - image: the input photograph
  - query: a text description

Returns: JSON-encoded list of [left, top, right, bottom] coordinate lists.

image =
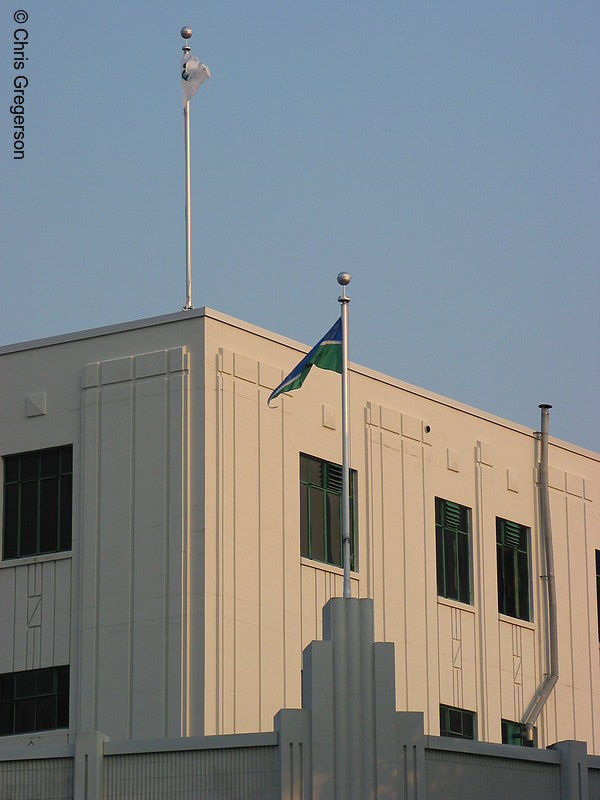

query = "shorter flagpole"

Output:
[[181, 26, 193, 310], [337, 272, 352, 599]]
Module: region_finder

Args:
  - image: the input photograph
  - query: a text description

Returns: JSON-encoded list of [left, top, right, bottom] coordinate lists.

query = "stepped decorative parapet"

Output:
[[275, 597, 425, 799]]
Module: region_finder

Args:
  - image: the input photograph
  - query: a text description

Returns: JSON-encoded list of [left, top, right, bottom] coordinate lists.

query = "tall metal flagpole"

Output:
[[337, 272, 352, 598], [181, 26, 193, 310]]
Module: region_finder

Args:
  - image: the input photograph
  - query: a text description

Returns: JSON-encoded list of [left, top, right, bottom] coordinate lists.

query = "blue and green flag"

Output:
[[268, 318, 342, 406]]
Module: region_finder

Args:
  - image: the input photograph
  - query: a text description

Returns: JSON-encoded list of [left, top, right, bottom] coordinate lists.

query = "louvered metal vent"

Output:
[[444, 501, 461, 529], [503, 520, 522, 549], [327, 463, 343, 493]]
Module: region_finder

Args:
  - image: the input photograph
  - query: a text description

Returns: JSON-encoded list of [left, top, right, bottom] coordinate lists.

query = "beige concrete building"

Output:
[[0, 307, 599, 789]]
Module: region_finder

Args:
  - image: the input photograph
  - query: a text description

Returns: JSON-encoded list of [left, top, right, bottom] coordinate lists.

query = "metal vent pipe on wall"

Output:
[[524, 404, 558, 742]]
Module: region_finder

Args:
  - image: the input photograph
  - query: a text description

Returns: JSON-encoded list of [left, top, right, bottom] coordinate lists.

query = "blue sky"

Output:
[[1, 2, 599, 451]]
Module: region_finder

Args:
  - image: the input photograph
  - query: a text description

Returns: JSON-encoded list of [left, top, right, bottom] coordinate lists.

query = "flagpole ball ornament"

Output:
[[337, 272, 351, 303], [181, 27, 192, 54]]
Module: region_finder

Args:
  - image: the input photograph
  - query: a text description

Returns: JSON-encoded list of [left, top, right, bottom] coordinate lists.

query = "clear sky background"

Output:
[[1, 2, 599, 451]]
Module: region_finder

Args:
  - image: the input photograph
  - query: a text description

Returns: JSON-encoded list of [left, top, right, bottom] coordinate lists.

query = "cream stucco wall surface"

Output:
[[199, 309, 600, 752], [0, 315, 204, 747], [0, 308, 598, 756]]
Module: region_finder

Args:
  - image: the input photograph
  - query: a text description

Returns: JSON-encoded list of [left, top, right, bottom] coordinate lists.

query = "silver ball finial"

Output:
[[337, 272, 351, 286], [180, 26, 193, 40]]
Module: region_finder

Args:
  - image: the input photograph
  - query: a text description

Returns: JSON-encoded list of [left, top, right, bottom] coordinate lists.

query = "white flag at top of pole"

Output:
[[181, 53, 210, 107]]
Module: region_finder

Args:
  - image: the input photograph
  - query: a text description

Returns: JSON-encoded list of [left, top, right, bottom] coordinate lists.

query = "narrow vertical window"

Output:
[[300, 454, 357, 570], [435, 498, 471, 604], [496, 518, 530, 621], [2, 446, 72, 560]]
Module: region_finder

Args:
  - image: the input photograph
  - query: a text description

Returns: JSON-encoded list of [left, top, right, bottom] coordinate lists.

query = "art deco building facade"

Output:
[[0, 308, 598, 798]]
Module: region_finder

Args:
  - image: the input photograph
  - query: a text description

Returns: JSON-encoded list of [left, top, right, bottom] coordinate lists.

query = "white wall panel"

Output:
[[96, 379, 133, 740], [79, 347, 189, 741], [379, 425, 404, 649], [233, 371, 261, 733], [0, 568, 15, 672], [402, 436, 430, 716], [0, 556, 71, 675], [437, 603, 454, 707], [39, 560, 56, 665], [460, 607, 477, 712], [566, 493, 594, 742]]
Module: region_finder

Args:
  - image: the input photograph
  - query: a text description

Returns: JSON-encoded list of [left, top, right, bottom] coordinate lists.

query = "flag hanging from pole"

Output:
[[181, 53, 210, 106], [267, 319, 342, 407]]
